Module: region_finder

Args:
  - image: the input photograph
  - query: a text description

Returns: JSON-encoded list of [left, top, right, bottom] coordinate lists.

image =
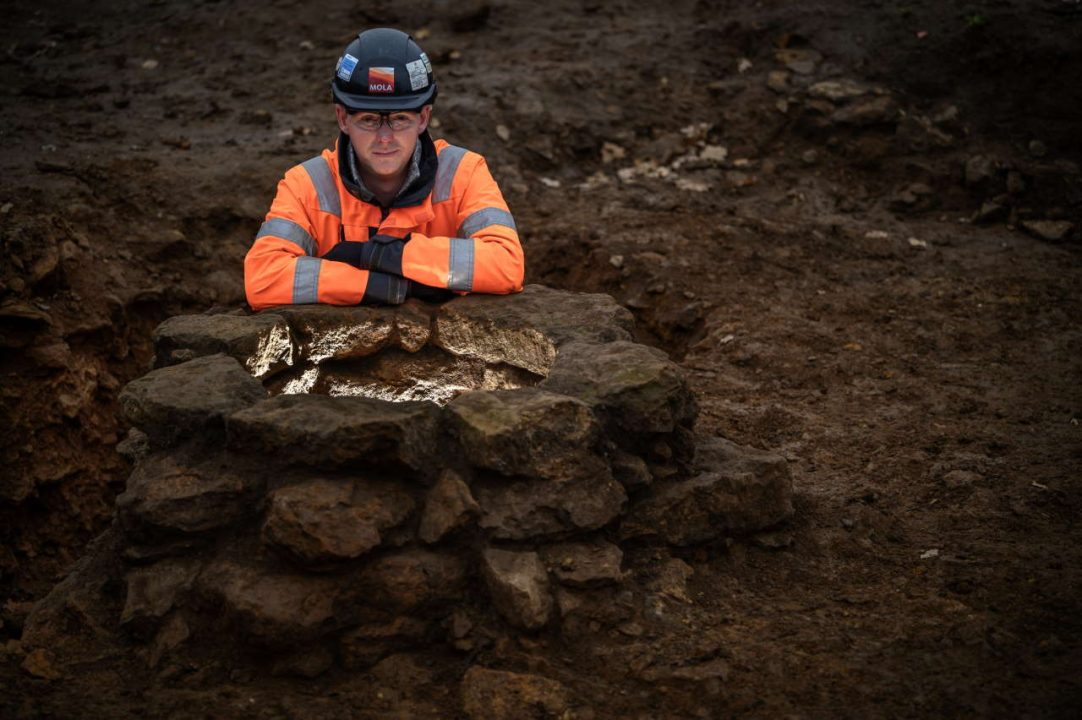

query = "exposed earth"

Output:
[[2, 0, 1081, 718]]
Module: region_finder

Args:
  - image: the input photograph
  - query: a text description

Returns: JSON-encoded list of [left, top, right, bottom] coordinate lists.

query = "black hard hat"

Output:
[[331, 28, 437, 112]]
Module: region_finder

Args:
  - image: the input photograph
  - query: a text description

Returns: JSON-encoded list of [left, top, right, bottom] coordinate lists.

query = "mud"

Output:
[[2, 0, 1081, 718]]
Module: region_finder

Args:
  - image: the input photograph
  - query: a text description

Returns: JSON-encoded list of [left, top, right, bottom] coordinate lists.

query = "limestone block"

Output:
[[356, 549, 468, 613], [540, 541, 625, 588], [153, 313, 293, 378], [271, 305, 397, 363], [480, 548, 553, 630], [622, 436, 794, 545], [119, 354, 267, 448], [340, 617, 430, 669], [116, 454, 256, 536], [541, 341, 696, 436], [120, 558, 200, 633], [434, 285, 634, 376], [227, 394, 439, 473], [197, 560, 343, 645], [418, 469, 480, 543], [474, 472, 626, 541], [448, 388, 603, 481], [262, 479, 415, 564]]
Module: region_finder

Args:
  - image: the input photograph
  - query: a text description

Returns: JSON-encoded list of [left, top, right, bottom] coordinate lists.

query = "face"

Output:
[[336, 105, 431, 185]]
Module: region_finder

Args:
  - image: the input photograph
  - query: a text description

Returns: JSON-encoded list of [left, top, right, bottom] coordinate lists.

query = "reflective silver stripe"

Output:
[[301, 156, 341, 216], [292, 257, 321, 304], [457, 207, 517, 238], [447, 237, 475, 292], [256, 218, 316, 256], [433, 145, 467, 204]]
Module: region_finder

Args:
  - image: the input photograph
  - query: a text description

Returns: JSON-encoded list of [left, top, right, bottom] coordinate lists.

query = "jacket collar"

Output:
[[337, 130, 438, 209]]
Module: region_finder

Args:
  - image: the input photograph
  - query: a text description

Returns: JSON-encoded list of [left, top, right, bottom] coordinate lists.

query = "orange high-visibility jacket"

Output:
[[244, 133, 523, 310]]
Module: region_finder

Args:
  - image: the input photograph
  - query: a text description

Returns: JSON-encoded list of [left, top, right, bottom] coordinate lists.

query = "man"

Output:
[[244, 28, 524, 310]]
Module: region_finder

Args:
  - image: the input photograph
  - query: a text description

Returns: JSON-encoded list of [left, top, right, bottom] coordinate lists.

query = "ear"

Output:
[[417, 105, 432, 134], [334, 104, 350, 133]]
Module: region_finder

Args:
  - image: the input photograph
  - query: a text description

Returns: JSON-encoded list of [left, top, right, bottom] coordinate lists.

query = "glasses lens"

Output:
[[351, 112, 417, 132], [388, 114, 415, 131]]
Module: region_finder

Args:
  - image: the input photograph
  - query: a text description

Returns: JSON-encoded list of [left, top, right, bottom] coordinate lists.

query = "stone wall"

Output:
[[22, 286, 793, 677]]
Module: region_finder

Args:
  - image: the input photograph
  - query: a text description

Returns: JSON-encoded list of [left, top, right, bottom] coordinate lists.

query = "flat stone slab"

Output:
[[116, 454, 257, 536], [153, 313, 294, 379], [622, 436, 794, 545], [120, 354, 267, 448], [227, 394, 439, 473]]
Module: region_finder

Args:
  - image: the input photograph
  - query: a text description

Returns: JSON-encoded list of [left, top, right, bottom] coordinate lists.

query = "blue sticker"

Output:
[[337, 53, 359, 82]]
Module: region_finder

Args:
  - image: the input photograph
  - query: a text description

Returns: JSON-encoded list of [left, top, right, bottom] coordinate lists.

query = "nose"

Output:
[[375, 123, 396, 141]]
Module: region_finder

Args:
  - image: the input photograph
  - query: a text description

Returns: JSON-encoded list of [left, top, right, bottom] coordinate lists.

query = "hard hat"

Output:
[[331, 28, 437, 112]]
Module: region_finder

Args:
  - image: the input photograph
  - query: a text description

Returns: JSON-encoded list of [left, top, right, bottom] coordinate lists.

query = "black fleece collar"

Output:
[[337, 130, 438, 209]]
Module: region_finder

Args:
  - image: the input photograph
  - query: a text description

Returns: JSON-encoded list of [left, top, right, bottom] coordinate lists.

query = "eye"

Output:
[[355, 114, 380, 128]]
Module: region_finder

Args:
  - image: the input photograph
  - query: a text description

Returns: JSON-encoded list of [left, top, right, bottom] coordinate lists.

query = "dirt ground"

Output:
[[2, 0, 1081, 717]]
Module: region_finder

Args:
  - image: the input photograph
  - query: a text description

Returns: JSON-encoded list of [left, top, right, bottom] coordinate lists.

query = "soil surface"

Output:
[[2, 0, 1081, 717]]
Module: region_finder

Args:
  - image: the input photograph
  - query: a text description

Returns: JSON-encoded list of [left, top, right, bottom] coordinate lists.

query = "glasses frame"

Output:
[[349, 111, 420, 133]]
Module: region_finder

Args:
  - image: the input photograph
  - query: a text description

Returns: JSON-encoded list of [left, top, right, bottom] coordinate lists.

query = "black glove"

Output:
[[322, 235, 406, 275], [362, 271, 409, 305], [408, 282, 455, 303], [321, 240, 364, 266]]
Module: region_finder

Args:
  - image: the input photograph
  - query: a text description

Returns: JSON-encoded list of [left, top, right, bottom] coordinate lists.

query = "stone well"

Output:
[[22, 285, 793, 675]]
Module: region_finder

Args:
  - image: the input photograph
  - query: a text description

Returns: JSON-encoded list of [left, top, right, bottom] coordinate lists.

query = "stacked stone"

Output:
[[23, 285, 793, 677]]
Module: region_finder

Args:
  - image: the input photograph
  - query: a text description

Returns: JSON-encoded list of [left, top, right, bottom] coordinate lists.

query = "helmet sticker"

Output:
[[406, 59, 429, 91], [420, 52, 433, 74], [368, 66, 395, 93], [337, 53, 359, 82]]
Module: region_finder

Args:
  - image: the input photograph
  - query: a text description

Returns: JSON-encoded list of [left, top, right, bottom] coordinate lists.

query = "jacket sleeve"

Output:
[[399, 155, 524, 294], [244, 168, 376, 311]]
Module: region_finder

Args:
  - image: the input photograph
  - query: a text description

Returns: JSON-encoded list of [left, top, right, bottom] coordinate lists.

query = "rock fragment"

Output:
[[448, 388, 603, 480], [481, 548, 553, 630], [262, 479, 414, 564], [623, 436, 793, 545], [831, 95, 898, 126], [474, 472, 626, 540], [418, 470, 480, 543], [542, 341, 696, 437], [197, 561, 342, 645], [273, 304, 396, 363], [357, 550, 468, 613], [120, 559, 200, 632], [21, 648, 61, 680], [808, 78, 870, 101], [540, 541, 624, 587], [116, 455, 256, 536], [1021, 219, 1074, 242], [340, 617, 429, 669], [461, 666, 571, 720]]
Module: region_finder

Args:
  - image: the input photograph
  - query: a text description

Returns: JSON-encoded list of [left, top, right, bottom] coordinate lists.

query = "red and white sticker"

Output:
[[368, 67, 395, 94]]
